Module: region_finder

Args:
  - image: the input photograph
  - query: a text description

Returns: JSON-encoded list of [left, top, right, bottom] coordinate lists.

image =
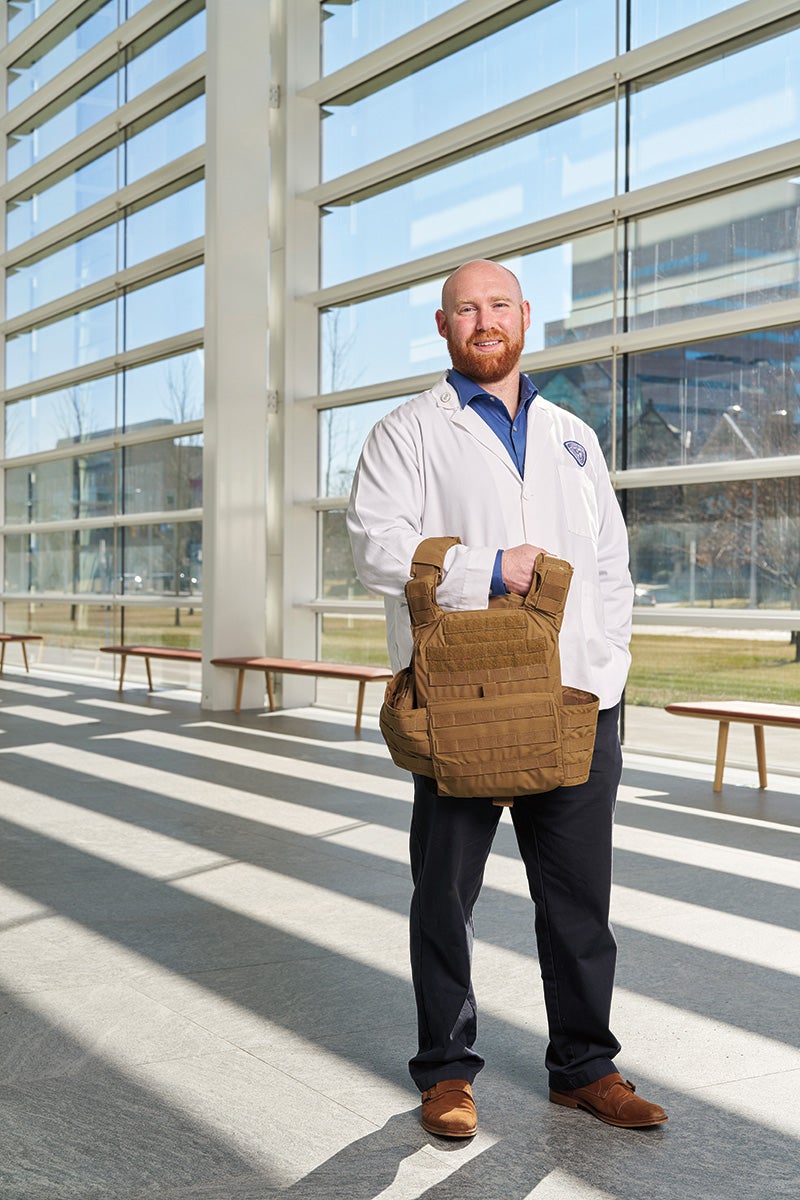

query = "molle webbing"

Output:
[[379, 537, 600, 799]]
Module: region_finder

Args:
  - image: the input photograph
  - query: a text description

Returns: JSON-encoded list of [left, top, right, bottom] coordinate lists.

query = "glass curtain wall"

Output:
[[308, 0, 800, 737], [1, 0, 206, 668]]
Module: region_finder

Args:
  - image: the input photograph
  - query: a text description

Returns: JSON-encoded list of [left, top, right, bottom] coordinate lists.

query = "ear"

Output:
[[435, 309, 448, 339], [521, 299, 531, 331]]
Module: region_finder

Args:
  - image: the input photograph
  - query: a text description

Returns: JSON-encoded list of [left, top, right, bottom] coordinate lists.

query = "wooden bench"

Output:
[[211, 655, 393, 734], [0, 633, 43, 673], [665, 700, 800, 792], [100, 644, 201, 693]]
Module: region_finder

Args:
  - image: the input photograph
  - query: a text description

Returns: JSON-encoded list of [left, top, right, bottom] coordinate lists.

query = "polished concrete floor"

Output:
[[0, 667, 798, 1200]]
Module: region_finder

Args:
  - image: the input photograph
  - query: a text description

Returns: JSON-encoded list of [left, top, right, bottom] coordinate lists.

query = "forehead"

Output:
[[445, 265, 521, 307]]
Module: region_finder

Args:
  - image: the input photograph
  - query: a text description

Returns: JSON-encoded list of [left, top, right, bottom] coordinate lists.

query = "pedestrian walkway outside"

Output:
[[0, 668, 797, 1200]]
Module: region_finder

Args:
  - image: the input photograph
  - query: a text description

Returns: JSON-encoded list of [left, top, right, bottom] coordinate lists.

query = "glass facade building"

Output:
[[2, 1, 800, 728]]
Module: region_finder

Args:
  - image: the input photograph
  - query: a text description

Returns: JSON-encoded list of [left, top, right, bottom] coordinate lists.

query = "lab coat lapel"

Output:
[[449, 402, 522, 479]]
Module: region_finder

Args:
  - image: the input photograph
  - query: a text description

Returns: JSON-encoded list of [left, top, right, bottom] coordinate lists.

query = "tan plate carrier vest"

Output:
[[379, 537, 600, 801]]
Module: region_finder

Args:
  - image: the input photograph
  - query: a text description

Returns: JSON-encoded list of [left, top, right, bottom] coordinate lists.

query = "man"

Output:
[[347, 260, 667, 1136]]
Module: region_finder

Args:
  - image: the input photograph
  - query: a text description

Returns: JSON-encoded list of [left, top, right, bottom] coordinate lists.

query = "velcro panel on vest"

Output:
[[527, 557, 573, 629], [405, 577, 439, 627], [427, 691, 563, 797]]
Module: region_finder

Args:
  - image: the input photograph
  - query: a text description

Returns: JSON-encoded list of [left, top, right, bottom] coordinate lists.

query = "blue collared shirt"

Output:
[[447, 369, 539, 595]]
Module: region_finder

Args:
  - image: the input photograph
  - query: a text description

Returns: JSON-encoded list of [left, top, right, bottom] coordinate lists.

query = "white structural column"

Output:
[[201, 0, 271, 708]]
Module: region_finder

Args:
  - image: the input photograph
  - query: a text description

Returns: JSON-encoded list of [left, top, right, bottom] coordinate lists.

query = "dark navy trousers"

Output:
[[408, 703, 623, 1094]]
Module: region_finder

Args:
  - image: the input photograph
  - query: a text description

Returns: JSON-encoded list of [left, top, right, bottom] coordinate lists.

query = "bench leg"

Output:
[[713, 721, 730, 793], [265, 671, 275, 712], [0, 643, 5, 674], [144, 657, 154, 692], [118, 654, 127, 693], [753, 724, 767, 789], [21, 642, 30, 672], [354, 680, 366, 736], [235, 670, 245, 713]]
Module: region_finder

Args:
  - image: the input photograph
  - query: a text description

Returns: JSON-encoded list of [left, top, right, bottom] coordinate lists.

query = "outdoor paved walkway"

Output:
[[0, 668, 798, 1200]]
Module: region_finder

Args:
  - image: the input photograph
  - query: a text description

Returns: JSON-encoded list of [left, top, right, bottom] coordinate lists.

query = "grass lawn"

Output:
[[628, 633, 800, 706]]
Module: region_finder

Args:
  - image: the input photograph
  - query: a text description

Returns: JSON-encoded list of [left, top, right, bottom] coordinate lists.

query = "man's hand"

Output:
[[501, 543, 549, 595]]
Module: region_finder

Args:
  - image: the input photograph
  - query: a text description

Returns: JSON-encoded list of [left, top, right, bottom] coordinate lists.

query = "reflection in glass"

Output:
[[7, 1, 116, 109], [630, 0, 746, 48], [124, 349, 204, 431], [318, 396, 408, 496], [626, 329, 800, 469], [4, 526, 116, 593], [7, 72, 118, 178], [321, 103, 615, 286], [321, 0, 460, 75], [323, 0, 615, 179], [629, 28, 800, 192], [4, 374, 117, 458], [319, 232, 615, 393], [1, 599, 120, 648], [627, 477, 800, 610], [5, 178, 204, 321], [6, 221, 117, 319], [125, 7, 205, 101], [122, 435, 202, 513], [6, 92, 205, 249], [6, 297, 117, 389], [125, 178, 204, 266], [5, 450, 115, 523], [124, 265, 204, 350], [628, 178, 800, 328], [533, 360, 618, 461], [122, 521, 202, 597]]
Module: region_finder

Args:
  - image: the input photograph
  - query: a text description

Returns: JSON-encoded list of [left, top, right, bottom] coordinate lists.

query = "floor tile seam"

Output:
[[232, 1043, 389, 1131], [684, 1064, 800, 1092]]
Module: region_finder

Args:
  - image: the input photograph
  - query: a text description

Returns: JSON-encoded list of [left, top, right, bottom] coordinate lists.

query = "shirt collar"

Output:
[[448, 368, 538, 411]]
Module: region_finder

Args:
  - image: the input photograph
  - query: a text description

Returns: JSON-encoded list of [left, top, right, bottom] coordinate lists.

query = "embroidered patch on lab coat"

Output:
[[564, 440, 587, 467]]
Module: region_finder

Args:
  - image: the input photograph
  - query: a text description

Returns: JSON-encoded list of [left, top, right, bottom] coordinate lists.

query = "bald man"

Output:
[[347, 260, 667, 1136]]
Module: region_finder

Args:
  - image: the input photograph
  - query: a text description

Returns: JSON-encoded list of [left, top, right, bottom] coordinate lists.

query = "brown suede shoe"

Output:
[[549, 1072, 668, 1128], [420, 1079, 478, 1138]]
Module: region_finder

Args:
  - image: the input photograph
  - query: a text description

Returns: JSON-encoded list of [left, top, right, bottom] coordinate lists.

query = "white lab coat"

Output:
[[347, 372, 633, 709]]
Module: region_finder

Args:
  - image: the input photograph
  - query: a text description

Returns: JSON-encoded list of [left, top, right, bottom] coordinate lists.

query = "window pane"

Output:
[[321, 103, 616, 286], [626, 329, 800, 469], [629, 28, 800, 192], [126, 177, 204, 265], [6, 221, 117, 319], [124, 264, 204, 350], [320, 233, 615, 393], [4, 449, 115, 523], [7, 1, 116, 109], [1, 600, 119, 655], [318, 396, 407, 496], [322, 0, 616, 179], [627, 477, 800, 611], [5, 92, 204, 250], [5, 297, 117, 388], [630, 0, 744, 48], [119, 603, 202, 649], [6, 143, 118, 249], [126, 7, 205, 101], [628, 178, 800, 329], [627, 631, 800, 712], [534, 359, 618, 460], [320, 510, 372, 600], [4, 526, 116, 593], [321, 0, 461, 75], [124, 350, 204, 431], [4, 374, 117, 457], [122, 434, 202, 514], [7, 69, 118, 179], [122, 520, 202, 597], [319, 614, 390, 669], [125, 92, 205, 185], [7, 0, 61, 46]]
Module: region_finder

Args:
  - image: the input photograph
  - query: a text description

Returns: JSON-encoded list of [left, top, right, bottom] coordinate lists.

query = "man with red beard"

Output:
[[347, 260, 668, 1137]]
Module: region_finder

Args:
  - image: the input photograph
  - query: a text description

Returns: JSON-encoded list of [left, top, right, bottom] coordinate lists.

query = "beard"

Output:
[[446, 321, 525, 385]]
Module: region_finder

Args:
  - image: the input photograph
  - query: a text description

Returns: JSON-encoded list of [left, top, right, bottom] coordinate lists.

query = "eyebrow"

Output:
[[454, 293, 515, 305]]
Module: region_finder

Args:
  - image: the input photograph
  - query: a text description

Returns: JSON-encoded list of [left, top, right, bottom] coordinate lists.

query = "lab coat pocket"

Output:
[[557, 464, 599, 541]]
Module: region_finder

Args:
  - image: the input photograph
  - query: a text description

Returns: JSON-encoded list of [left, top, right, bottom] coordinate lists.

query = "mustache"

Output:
[[467, 329, 509, 347]]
